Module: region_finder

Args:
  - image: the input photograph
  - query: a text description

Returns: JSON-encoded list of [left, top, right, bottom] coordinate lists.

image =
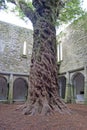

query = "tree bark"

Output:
[[19, 0, 70, 116]]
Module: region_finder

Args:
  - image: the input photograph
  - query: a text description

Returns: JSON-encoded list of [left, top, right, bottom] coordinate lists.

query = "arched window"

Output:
[[72, 72, 84, 102], [22, 41, 27, 57], [58, 76, 66, 99], [13, 78, 28, 101], [57, 41, 63, 62], [0, 76, 8, 100]]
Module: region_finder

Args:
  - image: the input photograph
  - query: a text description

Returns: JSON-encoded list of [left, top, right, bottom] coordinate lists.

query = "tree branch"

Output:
[[18, 1, 35, 23], [7, 0, 35, 23]]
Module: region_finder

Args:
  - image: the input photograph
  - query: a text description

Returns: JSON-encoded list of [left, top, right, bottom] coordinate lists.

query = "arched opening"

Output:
[[58, 76, 66, 99], [13, 78, 28, 101], [72, 72, 84, 103], [0, 76, 8, 100]]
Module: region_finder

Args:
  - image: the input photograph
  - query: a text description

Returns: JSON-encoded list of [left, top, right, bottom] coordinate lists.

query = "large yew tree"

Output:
[[0, 0, 84, 115]]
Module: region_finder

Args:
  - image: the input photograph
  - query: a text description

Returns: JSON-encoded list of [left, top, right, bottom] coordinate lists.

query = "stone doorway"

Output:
[[13, 78, 28, 101], [72, 72, 84, 103], [58, 76, 66, 99], [0, 76, 8, 100]]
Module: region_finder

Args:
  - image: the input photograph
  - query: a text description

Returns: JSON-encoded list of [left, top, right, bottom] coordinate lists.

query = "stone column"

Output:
[[84, 66, 87, 104], [65, 72, 71, 103], [8, 74, 13, 103], [70, 78, 76, 103]]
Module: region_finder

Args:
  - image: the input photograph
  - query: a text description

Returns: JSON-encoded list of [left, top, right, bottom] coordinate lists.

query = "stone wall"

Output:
[[0, 21, 33, 102], [57, 15, 87, 73], [57, 15, 87, 104], [0, 21, 33, 74]]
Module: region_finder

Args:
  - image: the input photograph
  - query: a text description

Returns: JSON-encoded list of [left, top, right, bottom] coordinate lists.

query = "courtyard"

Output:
[[0, 103, 87, 130]]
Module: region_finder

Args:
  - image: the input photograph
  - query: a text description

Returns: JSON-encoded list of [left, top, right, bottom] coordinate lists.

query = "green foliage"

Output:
[[56, 0, 85, 26], [26, 1, 34, 10], [72, 13, 87, 31], [13, 6, 26, 20], [0, 0, 86, 27], [5, 0, 34, 21]]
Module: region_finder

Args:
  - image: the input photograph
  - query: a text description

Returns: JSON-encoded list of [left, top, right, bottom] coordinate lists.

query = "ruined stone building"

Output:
[[57, 15, 87, 104], [0, 14, 87, 104], [0, 21, 33, 103]]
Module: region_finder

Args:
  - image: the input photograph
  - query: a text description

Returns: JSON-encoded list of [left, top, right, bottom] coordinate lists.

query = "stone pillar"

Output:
[[70, 79, 76, 103], [84, 66, 87, 104], [65, 72, 71, 103], [8, 74, 13, 103]]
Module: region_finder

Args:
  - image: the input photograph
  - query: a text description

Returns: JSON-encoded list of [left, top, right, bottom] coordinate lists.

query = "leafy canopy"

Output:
[[58, 0, 85, 25], [0, 0, 85, 26]]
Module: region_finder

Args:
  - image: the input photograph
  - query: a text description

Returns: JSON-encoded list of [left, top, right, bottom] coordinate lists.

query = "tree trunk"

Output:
[[21, 1, 70, 115]]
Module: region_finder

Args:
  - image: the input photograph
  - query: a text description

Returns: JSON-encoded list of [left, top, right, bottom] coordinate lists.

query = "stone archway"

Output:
[[72, 72, 84, 103], [13, 78, 28, 101], [58, 76, 66, 99], [0, 76, 8, 100]]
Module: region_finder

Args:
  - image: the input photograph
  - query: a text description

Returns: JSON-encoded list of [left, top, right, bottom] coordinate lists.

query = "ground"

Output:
[[0, 103, 87, 130]]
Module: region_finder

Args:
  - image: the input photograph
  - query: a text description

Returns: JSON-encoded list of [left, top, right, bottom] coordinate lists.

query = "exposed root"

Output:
[[15, 103, 28, 111], [19, 96, 71, 116]]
